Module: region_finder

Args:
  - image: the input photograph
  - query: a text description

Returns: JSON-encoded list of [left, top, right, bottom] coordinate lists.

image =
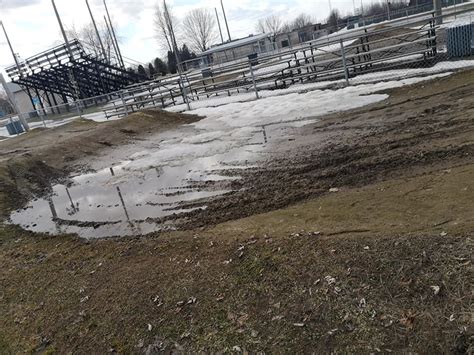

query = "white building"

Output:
[[197, 23, 330, 67], [4, 82, 35, 114]]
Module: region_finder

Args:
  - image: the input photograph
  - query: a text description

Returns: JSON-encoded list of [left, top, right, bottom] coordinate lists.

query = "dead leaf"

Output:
[[237, 313, 249, 326], [430, 285, 440, 295], [325, 276, 336, 285]]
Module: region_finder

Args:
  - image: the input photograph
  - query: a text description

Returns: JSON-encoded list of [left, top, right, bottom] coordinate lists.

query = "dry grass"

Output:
[[0, 165, 472, 353], [0, 71, 473, 353]]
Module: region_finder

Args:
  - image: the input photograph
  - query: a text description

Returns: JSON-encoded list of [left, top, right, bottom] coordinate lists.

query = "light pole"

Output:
[[0, 21, 30, 131], [85, 0, 107, 60], [360, 0, 366, 26], [163, 0, 190, 110], [220, 0, 231, 41], [51, 0, 81, 102], [215, 8, 224, 44]]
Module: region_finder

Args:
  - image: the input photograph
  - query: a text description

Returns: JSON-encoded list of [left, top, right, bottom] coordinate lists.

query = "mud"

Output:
[[2, 70, 474, 238], [0, 69, 473, 354], [175, 69, 474, 229], [0, 110, 201, 220]]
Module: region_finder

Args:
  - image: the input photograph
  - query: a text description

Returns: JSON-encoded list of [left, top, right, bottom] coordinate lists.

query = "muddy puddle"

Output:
[[8, 158, 245, 239], [8, 118, 317, 238]]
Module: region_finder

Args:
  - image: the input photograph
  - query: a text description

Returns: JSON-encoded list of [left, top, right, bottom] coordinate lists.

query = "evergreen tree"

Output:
[[148, 63, 156, 78], [137, 64, 148, 79], [167, 51, 177, 74], [180, 44, 198, 61], [181, 44, 192, 62], [154, 57, 168, 76], [166, 45, 198, 74]]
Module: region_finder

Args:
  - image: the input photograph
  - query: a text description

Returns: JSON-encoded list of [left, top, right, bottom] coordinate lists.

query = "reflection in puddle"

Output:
[[9, 161, 237, 239], [9, 117, 317, 239]]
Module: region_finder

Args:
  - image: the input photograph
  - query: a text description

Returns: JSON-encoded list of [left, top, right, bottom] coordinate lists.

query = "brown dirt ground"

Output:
[[0, 69, 473, 353]]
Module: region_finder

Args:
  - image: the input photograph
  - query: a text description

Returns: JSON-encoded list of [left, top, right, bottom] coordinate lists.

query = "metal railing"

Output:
[[2, 7, 473, 138]]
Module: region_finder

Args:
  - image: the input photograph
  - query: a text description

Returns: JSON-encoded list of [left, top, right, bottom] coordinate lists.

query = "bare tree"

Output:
[[281, 22, 291, 33], [256, 14, 285, 35], [183, 8, 218, 53], [154, 0, 179, 52], [66, 23, 117, 63], [291, 13, 313, 30]]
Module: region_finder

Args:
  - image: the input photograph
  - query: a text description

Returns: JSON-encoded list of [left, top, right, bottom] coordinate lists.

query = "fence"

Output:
[[100, 9, 472, 118], [2, 7, 473, 138]]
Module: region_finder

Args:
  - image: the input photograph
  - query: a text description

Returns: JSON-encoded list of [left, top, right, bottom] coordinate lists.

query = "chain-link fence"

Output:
[[173, 9, 474, 111], [2, 6, 473, 138]]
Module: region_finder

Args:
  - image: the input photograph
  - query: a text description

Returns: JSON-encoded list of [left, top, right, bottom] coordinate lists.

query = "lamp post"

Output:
[[0, 21, 30, 131]]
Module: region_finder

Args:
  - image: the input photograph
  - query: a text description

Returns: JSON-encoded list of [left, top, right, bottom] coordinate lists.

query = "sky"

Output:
[[0, 0, 364, 80]]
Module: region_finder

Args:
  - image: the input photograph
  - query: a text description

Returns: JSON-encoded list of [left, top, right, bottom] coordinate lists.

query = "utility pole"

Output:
[[163, 0, 190, 110], [103, 0, 125, 69], [0, 22, 30, 131], [104, 16, 120, 66], [1, 21, 22, 76], [386, 0, 391, 20], [215, 8, 224, 43], [86, 0, 107, 60], [51, 0, 81, 101], [220, 0, 231, 41], [51, 0, 73, 59]]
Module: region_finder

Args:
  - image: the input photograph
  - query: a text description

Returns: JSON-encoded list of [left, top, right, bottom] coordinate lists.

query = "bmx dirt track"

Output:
[[0, 69, 473, 353]]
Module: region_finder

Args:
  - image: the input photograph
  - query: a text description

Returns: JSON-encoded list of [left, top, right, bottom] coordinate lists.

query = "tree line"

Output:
[[133, 44, 198, 80]]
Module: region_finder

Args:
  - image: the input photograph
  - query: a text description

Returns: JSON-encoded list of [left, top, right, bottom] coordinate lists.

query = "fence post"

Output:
[[39, 112, 46, 128], [340, 39, 350, 86], [180, 78, 191, 111], [184, 73, 194, 105], [120, 91, 129, 117], [75, 101, 82, 119], [249, 60, 260, 100]]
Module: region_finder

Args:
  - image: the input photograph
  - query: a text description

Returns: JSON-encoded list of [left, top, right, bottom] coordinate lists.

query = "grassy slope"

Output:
[[0, 164, 472, 353]]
